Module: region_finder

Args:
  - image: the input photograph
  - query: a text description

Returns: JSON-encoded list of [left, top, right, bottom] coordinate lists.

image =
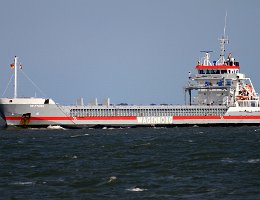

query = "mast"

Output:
[[217, 12, 229, 65], [14, 56, 18, 98]]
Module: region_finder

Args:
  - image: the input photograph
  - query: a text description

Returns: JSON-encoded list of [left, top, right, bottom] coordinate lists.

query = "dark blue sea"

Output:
[[1, 126, 260, 199]]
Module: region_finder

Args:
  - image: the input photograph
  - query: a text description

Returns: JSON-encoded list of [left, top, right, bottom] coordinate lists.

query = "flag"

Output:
[[10, 63, 15, 69]]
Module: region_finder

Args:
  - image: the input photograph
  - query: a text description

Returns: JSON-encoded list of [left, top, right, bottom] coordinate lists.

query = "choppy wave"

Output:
[[107, 176, 117, 183], [247, 159, 260, 163], [221, 157, 236, 163], [11, 181, 35, 186], [47, 125, 66, 130], [126, 187, 147, 192], [1, 126, 260, 199]]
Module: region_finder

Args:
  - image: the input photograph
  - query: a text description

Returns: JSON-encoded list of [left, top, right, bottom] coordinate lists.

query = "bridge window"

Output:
[[198, 70, 205, 74], [200, 69, 222, 74], [221, 70, 227, 74]]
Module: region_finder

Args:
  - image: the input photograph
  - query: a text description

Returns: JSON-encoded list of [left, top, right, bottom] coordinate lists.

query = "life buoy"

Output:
[[245, 84, 253, 93]]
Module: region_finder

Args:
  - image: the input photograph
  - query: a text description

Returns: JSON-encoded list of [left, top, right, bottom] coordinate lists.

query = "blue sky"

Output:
[[0, 0, 260, 105]]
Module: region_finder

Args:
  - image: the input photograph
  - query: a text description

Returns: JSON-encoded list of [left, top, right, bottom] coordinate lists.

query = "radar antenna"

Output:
[[200, 51, 213, 66]]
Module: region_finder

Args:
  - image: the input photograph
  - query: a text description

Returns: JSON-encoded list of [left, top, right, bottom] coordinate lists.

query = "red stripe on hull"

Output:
[[5, 116, 137, 121], [223, 116, 260, 119], [5, 115, 260, 122], [173, 116, 260, 120]]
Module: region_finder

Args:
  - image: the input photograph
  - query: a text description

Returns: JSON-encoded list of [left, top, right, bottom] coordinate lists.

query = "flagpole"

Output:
[[14, 56, 17, 98]]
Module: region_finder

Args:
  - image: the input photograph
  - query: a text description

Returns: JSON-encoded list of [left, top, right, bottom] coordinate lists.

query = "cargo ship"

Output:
[[1, 32, 260, 128]]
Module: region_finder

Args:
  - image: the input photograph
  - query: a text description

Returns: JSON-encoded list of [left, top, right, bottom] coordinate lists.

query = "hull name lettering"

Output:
[[137, 116, 173, 124]]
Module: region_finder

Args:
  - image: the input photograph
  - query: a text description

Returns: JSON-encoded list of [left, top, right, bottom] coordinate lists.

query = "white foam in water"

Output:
[[70, 133, 89, 138], [12, 181, 34, 186], [126, 187, 147, 192], [70, 134, 81, 138], [221, 158, 235, 163], [107, 176, 117, 183], [247, 159, 260, 163], [47, 125, 66, 130], [29, 127, 47, 130]]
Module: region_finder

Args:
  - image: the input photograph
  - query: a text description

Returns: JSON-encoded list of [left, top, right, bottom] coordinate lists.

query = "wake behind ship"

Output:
[[1, 31, 260, 128]]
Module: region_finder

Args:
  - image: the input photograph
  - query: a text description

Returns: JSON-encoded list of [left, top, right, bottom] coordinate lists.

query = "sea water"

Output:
[[0, 126, 260, 199]]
